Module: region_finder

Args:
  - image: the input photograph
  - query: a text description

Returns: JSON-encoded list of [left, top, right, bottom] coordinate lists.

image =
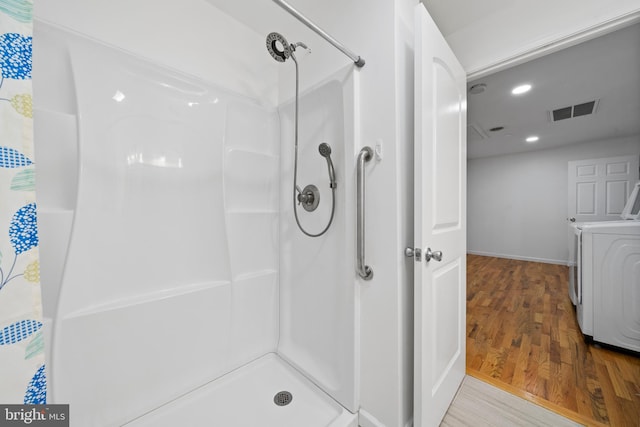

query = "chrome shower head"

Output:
[[318, 143, 332, 158], [266, 32, 292, 62]]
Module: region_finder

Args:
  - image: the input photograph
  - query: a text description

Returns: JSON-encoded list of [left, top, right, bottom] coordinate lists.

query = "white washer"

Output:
[[574, 181, 640, 351], [567, 181, 640, 307], [568, 222, 580, 306], [578, 221, 640, 352]]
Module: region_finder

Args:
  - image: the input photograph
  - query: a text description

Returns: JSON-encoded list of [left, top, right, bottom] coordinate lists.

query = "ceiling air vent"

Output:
[[573, 100, 596, 117], [550, 99, 599, 122], [552, 106, 572, 121]]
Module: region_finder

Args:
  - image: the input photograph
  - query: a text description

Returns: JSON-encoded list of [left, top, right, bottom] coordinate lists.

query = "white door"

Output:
[[413, 5, 467, 427], [568, 155, 639, 222]]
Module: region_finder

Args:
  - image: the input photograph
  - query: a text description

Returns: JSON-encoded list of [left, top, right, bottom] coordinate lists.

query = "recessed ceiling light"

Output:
[[525, 136, 539, 143], [511, 84, 532, 95]]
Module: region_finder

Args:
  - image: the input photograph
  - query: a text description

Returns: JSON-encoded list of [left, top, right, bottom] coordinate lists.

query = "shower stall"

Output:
[[31, 0, 452, 426]]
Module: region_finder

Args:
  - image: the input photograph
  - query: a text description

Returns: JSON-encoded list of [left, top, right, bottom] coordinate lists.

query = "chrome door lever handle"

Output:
[[425, 247, 443, 262]]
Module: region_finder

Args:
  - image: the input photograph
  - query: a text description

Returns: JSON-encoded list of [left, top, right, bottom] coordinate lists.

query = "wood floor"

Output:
[[466, 255, 640, 427]]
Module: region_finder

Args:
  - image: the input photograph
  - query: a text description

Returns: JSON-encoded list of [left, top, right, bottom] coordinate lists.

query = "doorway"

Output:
[[463, 20, 640, 427]]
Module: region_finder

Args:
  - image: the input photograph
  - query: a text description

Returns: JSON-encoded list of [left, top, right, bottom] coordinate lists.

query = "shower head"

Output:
[[266, 32, 292, 62], [318, 143, 332, 158]]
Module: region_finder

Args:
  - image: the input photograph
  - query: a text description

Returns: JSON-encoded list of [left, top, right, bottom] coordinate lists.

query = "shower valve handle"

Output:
[[297, 192, 311, 204], [295, 185, 306, 205]]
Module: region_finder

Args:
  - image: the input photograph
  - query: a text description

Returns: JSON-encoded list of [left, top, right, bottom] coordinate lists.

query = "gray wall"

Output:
[[468, 134, 640, 264]]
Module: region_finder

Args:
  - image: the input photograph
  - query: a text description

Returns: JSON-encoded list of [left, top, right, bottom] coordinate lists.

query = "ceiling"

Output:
[[464, 22, 640, 159], [421, 1, 640, 159], [421, 0, 514, 37]]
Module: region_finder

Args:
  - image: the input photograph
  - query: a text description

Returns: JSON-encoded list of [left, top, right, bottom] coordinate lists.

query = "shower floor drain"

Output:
[[274, 391, 293, 406]]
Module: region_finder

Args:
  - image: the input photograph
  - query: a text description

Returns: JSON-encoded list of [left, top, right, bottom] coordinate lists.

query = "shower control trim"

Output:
[[297, 184, 320, 212]]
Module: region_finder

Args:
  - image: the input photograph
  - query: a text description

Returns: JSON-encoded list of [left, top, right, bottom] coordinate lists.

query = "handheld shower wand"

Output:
[[318, 143, 336, 189]]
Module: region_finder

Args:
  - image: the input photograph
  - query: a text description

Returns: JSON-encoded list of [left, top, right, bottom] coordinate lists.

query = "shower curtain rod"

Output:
[[272, 0, 366, 67]]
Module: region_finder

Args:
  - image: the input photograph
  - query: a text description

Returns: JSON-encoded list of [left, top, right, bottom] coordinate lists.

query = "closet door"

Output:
[[568, 155, 639, 222]]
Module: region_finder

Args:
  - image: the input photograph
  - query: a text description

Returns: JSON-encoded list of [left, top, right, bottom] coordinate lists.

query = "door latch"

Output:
[[405, 247, 422, 262], [406, 247, 443, 262]]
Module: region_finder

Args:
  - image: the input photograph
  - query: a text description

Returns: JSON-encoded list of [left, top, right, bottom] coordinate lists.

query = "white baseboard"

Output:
[[358, 409, 385, 427], [357, 410, 413, 427], [467, 250, 567, 266]]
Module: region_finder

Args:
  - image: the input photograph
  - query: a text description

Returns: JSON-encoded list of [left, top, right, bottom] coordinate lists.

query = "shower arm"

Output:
[[272, 0, 365, 67]]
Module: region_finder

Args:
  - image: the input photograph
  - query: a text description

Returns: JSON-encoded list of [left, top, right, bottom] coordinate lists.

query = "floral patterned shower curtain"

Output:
[[0, 0, 46, 404]]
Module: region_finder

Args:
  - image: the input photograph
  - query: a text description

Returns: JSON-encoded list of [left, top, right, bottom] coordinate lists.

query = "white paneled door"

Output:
[[568, 155, 639, 223], [413, 5, 467, 427]]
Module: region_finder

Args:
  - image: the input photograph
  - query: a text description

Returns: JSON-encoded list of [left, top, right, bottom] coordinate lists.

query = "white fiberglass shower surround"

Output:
[[34, 2, 365, 427], [31, 0, 456, 426]]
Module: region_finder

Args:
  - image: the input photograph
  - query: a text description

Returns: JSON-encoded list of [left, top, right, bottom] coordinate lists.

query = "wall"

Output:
[[33, 2, 281, 424], [468, 134, 640, 264], [34, 0, 277, 107], [395, 1, 417, 425], [277, 68, 359, 412]]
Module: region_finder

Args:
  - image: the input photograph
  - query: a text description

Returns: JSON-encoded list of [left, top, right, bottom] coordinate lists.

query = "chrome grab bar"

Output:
[[357, 146, 373, 280]]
